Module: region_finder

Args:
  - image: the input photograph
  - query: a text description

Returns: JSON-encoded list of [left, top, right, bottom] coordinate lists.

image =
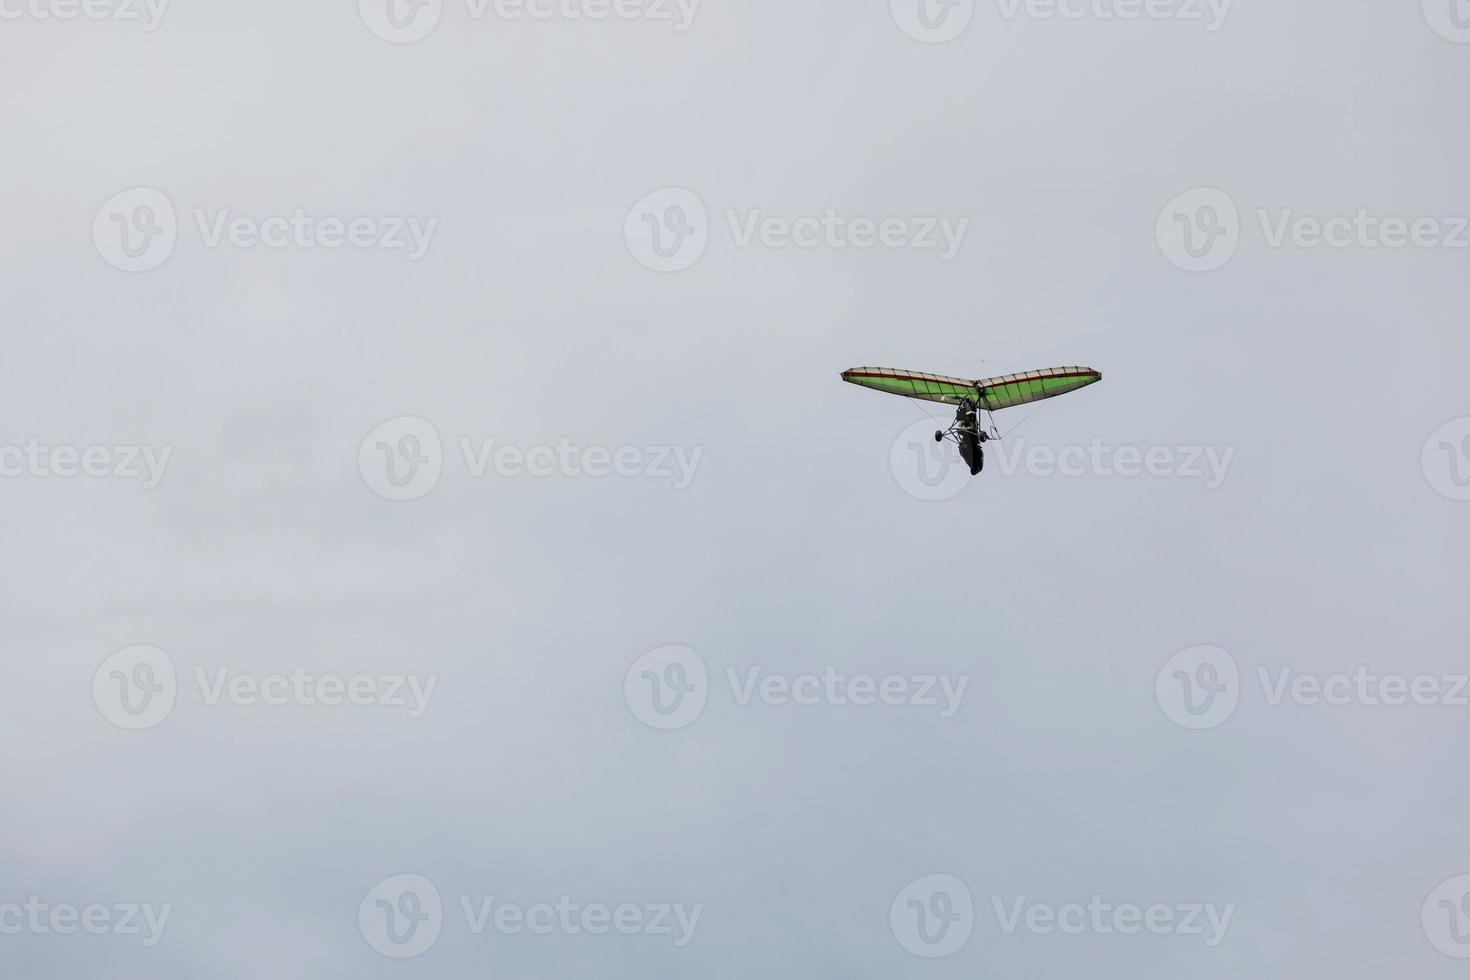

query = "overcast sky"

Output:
[[3, 0, 1469, 977]]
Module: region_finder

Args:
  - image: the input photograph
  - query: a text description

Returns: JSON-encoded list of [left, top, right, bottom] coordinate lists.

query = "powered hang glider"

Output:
[[841, 365, 1102, 476]]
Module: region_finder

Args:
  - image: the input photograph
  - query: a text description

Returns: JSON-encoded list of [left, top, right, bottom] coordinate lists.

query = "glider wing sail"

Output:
[[975, 366, 1102, 411], [842, 365, 1101, 410], [839, 367, 982, 406]]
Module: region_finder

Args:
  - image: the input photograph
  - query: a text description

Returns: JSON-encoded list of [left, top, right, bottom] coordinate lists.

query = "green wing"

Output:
[[842, 365, 1101, 410], [975, 367, 1102, 410], [840, 368, 981, 405]]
